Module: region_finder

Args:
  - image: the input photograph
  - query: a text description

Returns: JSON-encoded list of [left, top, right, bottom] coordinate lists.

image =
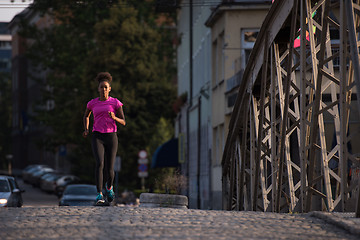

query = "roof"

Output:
[[205, 0, 272, 27]]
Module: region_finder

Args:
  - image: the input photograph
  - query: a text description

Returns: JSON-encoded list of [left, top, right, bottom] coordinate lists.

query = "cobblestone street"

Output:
[[1, 206, 359, 240]]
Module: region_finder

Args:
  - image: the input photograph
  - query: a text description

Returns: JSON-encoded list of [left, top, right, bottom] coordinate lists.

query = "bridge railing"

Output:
[[222, 0, 360, 215]]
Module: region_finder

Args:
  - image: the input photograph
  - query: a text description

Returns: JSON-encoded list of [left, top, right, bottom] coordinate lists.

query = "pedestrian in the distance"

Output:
[[82, 72, 126, 205]]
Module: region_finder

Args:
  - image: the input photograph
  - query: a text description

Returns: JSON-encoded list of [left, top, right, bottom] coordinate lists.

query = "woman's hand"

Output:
[[108, 111, 116, 120], [83, 108, 91, 138], [109, 108, 126, 126], [83, 129, 89, 138]]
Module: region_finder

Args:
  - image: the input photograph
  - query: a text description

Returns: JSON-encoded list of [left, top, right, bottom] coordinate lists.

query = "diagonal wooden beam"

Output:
[[276, 0, 299, 213], [305, 0, 331, 212]]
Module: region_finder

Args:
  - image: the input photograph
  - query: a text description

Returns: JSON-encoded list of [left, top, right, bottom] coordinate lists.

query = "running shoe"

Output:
[[96, 193, 105, 205], [105, 185, 115, 202]]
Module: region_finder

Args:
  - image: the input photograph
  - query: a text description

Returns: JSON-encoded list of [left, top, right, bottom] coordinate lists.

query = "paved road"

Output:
[[3, 179, 358, 239], [0, 206, 358, 239], [18, 179, 59, 207]]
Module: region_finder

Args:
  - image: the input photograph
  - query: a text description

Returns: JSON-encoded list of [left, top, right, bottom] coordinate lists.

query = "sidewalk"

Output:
[[309, 212, 360, 236]]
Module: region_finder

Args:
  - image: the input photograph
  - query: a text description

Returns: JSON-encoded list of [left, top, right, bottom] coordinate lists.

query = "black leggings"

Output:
[[91, 132, 118, 193]]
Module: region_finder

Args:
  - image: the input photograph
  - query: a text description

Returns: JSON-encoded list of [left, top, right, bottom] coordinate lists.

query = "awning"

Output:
[[151, 138, 179, 168]]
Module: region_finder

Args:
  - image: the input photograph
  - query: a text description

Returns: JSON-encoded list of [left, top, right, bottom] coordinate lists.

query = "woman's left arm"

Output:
[[109, 106, 126, 126]]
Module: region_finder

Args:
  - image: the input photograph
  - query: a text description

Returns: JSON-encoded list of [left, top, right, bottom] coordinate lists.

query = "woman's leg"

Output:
[[104, 133, 118, 188], [92, 133, 105, 193]]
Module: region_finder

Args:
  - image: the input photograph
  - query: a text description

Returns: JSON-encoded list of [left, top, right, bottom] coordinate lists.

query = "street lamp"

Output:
[[6, 154, 13, 175]]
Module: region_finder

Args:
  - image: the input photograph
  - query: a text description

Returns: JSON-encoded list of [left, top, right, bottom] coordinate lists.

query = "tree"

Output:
[[19, 0, 177, 188], [86, 3, 176, 188]]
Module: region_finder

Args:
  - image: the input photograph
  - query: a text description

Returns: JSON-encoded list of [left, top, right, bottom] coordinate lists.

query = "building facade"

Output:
[[205, 0, 271, 209], [175, 0, 271, 209], [175, 0, 221, 209], [8, 9, 54, 169]]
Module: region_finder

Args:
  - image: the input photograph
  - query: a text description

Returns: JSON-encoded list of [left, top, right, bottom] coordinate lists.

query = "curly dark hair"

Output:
[[95, 72, 112, 84]]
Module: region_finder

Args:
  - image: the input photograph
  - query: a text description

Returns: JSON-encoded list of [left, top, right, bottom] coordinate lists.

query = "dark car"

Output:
[[59, 184, 97, 206], [55, 175, 80, 197], [0, 175, 24, 207], [22, 165, 49, 183]]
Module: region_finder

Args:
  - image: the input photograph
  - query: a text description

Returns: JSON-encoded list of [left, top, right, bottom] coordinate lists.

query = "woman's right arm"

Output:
[[83, 108, 92, 138]]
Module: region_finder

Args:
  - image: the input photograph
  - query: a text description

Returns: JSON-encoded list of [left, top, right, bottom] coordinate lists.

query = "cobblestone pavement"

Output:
[[309, 212, 360, 236], [0, 206, 359, 240]]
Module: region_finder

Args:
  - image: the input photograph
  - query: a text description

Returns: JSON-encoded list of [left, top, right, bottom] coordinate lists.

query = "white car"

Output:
[[0, 175, 24, 207]]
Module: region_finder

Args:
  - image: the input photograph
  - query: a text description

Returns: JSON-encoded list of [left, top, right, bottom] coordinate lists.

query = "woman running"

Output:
[[82, 72, 126, 204]]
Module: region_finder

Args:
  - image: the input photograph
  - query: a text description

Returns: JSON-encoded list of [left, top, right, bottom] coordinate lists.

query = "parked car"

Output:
[[28, 167, 55, 187], [0, 175, 24, 207], [22, 165, 49, 183], [59, 184, 97, 206], [40, 173, 63, 193], [55, 175, 80, 197]]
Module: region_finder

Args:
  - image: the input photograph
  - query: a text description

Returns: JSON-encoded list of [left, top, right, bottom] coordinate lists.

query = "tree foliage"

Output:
[[19, 0, 177, 188]]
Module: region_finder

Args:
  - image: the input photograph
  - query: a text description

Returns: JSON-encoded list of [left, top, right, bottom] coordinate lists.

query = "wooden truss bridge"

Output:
[[222, 0, 360, 215]]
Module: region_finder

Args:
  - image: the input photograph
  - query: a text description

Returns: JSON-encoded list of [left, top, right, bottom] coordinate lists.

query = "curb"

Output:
[[139, 193, 188, 209], [309, 212, 360, 236]]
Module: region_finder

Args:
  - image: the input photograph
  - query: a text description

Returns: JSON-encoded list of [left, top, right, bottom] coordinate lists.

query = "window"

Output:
[[0, 41, 11, 50], [213, 32, 225, 87], [0, 59, 10, 70], [213, 125, 225, 166], [8, 178, 18, 191], [241, 29, 259, 70], [220, 124, 225, 155], [227, 92, 238, 108], [46, 100, 55, 111], [219, 32, 225, 83], [0, 180, 10, 192], [329, 27, 340, 68], [214, 128, 219, 165], [212, 39, 218, 86]]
